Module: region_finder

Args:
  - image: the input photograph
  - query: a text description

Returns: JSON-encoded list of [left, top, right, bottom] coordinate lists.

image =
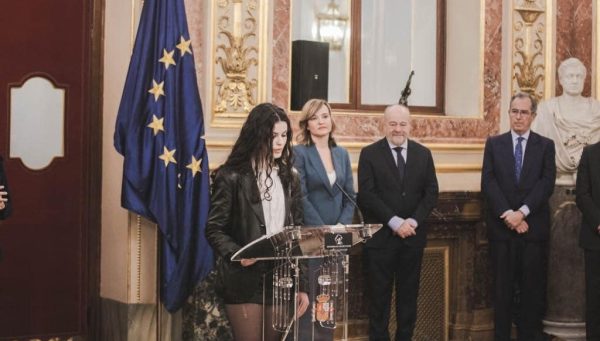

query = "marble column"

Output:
[[543, 185, 586, 340]]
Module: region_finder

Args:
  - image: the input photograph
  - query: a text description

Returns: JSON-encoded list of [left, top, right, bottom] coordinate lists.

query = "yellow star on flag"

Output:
[[186, 156, 202, 177], [159, 147, 177, 167], [148, 80, 165, 101], [176, 36, 192, 56], [147, 115, 164, 136], [158, 49, 176, 69]]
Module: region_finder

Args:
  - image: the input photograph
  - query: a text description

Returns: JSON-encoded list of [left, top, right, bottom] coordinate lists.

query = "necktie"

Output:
[[514, 137, 524, 182], [393, 147, 405, 181]]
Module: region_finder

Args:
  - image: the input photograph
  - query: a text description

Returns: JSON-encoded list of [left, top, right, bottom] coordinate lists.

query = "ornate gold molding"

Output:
[[205, 139, 485, 152], [349, 163, 481, 173], [210, 0, 268, 128], [208, 162, 482, 174], [206, 139, 484, 173], [512, 0, 548, 99]]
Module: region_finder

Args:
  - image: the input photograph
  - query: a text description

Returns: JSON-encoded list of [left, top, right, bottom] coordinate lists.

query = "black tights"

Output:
[[225, 303, 282, 341]]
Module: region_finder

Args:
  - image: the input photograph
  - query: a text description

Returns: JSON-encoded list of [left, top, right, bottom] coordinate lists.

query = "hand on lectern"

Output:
[[297, 292, 309, 317], [240, 258, 257, 267]]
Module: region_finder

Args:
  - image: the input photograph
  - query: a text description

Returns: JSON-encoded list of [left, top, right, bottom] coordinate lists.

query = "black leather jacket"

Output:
[[206, 167, 303, 303]]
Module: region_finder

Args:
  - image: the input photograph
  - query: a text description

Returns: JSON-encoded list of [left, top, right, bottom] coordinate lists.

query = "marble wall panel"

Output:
[[555, 0, 593, 97], [272, 0, 291, 109], [185, 0, 205, 88]]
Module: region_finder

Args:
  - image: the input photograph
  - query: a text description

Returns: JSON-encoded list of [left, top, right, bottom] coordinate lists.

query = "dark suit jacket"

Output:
[[293, 144, 355, 226], [0, 157, 11, 220], [481, 131, 556, 241], [205, 167, 303, 303], [357, 138, 439, 249], [576, 142, 600, 250]]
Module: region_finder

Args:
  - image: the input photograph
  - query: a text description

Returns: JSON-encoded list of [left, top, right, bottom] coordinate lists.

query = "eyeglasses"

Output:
[[509, 109, 533, 117]]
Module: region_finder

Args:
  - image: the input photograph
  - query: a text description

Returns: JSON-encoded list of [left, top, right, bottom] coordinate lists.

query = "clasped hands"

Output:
[[395, 220, 417, 238], [501, 210, 528, 234]]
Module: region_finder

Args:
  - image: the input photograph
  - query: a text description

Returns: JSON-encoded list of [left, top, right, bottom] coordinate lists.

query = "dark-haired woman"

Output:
[[293, 99, 355, 340], [206, 103, 309, 341]]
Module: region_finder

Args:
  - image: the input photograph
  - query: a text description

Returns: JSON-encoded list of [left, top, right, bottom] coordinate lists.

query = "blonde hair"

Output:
[[296, 99, 337, 146]]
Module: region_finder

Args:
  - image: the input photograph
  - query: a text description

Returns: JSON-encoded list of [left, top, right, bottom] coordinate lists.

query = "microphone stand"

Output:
[[334, 182, 364, 340], [334, 182, 364, 225]]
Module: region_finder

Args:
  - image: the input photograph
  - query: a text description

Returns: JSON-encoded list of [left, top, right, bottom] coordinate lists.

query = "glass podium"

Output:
[[230, 224, 382, 341]]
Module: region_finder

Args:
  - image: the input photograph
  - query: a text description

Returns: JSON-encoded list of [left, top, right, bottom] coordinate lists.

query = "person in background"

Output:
[[357, 104, 439, 341], [205, 103, 309, 341], [575, 141, 600, 340], [293, 99, 355, 340], [0, 156, 11, 219], [0, 156, 11, 263], [481, 92, 556, 341]]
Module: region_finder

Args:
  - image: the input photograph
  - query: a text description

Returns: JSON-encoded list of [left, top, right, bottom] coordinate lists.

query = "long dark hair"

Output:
[[216, 103, 294, 200]]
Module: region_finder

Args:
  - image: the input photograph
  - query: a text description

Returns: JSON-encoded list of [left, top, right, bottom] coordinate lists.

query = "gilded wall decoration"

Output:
[[211, 0, 268, 127], [511, 0, 552, 100]]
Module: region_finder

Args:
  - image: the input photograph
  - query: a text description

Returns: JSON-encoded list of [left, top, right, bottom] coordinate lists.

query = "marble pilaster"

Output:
[[555, 0, 593, 97]]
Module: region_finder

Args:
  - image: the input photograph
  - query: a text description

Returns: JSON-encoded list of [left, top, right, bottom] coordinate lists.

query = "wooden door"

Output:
[[0, 0, 101, 339]]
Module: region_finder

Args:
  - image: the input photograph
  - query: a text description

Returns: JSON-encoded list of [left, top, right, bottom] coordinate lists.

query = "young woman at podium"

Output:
[[206, 103, 309, 341]]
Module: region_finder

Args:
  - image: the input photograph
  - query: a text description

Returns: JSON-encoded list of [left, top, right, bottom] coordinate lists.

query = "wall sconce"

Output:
[[316, 0, 348, 51]]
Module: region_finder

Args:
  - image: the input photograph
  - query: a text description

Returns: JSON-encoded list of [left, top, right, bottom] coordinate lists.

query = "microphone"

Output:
[[334, 182, 364, 225]]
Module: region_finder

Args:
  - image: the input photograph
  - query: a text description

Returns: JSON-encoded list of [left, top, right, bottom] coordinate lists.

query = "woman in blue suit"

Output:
[[293, 99, 355, 340], [294, 99, 355, 226]]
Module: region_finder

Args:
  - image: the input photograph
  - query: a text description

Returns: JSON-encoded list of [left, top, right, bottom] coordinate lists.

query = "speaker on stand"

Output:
[[291, 40, 329, 111]]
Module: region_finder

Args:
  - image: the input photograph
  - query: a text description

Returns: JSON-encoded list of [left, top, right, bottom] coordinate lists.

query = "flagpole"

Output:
[[156, 224, 162, 341], [136, 214, 142, 303]]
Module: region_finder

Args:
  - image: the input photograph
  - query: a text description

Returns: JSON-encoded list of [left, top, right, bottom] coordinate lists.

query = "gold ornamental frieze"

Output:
[[511, 0, 552, 100], [210, 0, 268, 127]]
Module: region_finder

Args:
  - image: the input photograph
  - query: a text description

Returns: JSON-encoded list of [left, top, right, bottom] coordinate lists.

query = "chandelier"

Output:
[[316, 0, 348, 50]]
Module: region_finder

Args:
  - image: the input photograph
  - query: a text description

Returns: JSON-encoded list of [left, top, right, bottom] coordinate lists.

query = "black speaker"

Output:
[[291, 40, 329, 111]]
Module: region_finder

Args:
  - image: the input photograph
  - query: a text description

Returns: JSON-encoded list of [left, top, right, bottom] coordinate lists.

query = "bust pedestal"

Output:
[[543, 185, 586, 340]]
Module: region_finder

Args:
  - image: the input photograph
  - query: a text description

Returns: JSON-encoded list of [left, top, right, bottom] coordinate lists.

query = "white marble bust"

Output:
[[534, 57, 600, 185]]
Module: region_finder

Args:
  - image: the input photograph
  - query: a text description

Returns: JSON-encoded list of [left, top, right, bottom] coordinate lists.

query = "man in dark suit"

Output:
[[358, 104, 439, 341], [575, 141, 600, 340], [481, 92, 556, 341]]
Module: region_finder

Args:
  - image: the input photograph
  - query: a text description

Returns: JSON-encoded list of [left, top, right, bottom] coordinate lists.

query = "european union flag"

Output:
[[114, 0, 213, 312]]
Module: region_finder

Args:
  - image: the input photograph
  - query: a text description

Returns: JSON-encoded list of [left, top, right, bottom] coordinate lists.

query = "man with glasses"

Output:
[[481, 92, 556, 341]]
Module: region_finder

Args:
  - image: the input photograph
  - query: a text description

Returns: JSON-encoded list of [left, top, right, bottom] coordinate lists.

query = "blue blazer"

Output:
[[293, 144, 355, 226]]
